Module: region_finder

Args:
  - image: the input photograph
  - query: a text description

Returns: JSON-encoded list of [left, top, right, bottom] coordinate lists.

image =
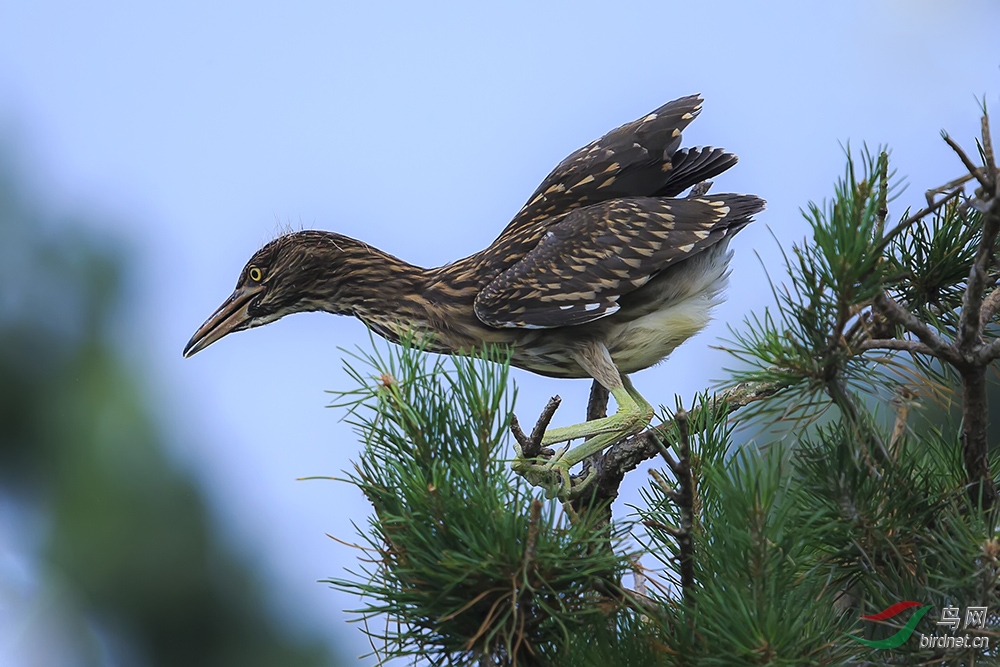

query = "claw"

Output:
[[510, 379, 652, 499], [511, 443, 600, 500]]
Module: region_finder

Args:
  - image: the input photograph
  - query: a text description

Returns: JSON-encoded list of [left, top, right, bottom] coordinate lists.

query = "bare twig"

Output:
[[943, 131, 992, 192], [857, 338, 935, 355], [902, 188, 964, 229], [924, 173, 973, 207], [588, 379, 788, 501], [648, 469, 681, 508], [673, 407, 696, 606], [957, 197, 1000, 350], [653, 437, 681, 476], [572, 381, 611, 501], [585, 381, 610, 421], [569, 381, 614, 530], [979, 284, 1000, 327], [983, 114, 997, 180], [512, 396, 561, 459], [873, 293, 963, 365], [874, 188, 963, 253], [642, 513, 681, 538]]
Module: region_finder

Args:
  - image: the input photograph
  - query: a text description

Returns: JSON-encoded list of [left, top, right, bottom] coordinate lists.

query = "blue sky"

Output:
[[2, 1, 998, 662]]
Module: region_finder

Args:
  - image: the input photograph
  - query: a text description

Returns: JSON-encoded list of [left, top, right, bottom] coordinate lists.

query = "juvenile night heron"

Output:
[[184, 95, 764, 497]]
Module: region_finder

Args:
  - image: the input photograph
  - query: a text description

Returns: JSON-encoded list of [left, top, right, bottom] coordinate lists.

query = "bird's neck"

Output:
[[312, 235, 440, 343], [293, 231, 492, 352]]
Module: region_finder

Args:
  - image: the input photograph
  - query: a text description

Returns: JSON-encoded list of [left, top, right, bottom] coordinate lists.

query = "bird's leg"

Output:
[[512, 342, 655, 498], [623, 376, 654, 422]]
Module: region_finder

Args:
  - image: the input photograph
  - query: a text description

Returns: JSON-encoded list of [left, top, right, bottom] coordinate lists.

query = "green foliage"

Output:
[[885, 201, 982, 331], [727, 149, 909, 419], [552, 610, 671, 667], [325, 339, 631, 665], [716, 144, 1000, 664], [634, 397, 856, 665], [636, 393, 735, 588]]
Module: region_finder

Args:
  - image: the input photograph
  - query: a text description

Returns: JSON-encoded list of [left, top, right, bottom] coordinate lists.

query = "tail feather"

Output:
[[712, 193, 765, 237], [658, 147, 738, 197]]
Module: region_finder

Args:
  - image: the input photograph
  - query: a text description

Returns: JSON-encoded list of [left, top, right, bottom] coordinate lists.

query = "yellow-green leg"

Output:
[[512, 342, 656, 498]]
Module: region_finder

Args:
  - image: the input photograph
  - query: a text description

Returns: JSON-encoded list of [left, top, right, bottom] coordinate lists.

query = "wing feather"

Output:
[[494, 95, 737, 244], [475, 194, 764, 329]]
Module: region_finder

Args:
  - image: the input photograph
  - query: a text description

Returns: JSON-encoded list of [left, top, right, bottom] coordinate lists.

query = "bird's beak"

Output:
[[183, 284, 266, 358]]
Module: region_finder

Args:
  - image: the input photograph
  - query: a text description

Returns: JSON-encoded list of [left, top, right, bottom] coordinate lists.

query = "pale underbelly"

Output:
[[604, 296, 715, 374], [506, 293, 717, 378]]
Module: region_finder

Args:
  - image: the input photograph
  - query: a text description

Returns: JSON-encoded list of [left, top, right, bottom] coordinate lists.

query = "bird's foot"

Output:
[[510, 444, 599, 499], [511, 444, 570, 498], [510, 381, 654, 499], [509, 396, 603, 499], [510, 397, 574, 498]]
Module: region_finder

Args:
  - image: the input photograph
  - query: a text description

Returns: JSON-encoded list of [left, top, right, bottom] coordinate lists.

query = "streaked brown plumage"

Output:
[[184, 94, 764, 497]]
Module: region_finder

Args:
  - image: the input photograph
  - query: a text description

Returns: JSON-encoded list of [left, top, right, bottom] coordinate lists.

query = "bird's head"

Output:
[[183, 231, 362, 358]]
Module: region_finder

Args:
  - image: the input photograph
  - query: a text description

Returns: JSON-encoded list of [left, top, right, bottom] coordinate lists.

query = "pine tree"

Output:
[[324, 109, 999, 665]]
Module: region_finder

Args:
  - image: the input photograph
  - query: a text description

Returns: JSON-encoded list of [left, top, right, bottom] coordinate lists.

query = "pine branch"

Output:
[[943, 130, 993, 193], [329, 342, 630, 664], [857, 338, 934, 355], [957, 185, 1000, 351], [324, 107, 1000, 665], [949, 114, 999, 507], [511, 395, 560, 459], [872, 292, 963, 364], [589, 378, 787, 493], [974, 199, 1000, 367], [979, 284, 1000, 326], [665, 407, 695, 605]]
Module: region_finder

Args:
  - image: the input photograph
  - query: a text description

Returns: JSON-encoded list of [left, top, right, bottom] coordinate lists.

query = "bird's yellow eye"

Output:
[[249, 266, 263, 282]]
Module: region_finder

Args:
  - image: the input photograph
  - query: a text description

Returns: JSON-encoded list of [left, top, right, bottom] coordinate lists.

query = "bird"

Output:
[[183, 94, 764, 498]]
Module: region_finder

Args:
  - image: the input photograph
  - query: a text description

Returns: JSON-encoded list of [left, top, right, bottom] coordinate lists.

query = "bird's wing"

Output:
[[474, 194, 764, 329], [492, 95, 738, 245]]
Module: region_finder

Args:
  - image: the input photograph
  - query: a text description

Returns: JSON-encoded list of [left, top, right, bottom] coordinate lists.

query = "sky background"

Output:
[[2, 0, 999, 663]]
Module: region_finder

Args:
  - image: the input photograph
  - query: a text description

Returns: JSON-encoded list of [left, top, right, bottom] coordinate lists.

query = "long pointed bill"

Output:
[[183, 284, 266, 358]]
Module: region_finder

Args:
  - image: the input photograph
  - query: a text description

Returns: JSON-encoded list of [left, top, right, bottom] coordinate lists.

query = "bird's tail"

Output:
[[657, 146, 739, 197], [711, 193, 766, 236]]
